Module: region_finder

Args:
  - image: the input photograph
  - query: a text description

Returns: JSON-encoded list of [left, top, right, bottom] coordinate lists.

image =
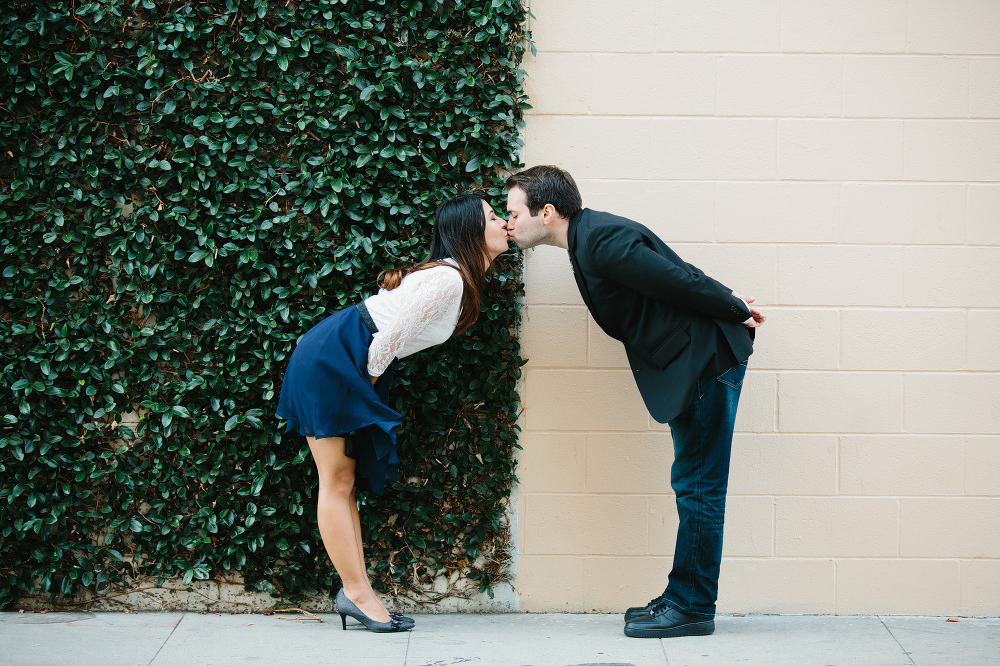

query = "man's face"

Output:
[[505, 186, 546, 250]]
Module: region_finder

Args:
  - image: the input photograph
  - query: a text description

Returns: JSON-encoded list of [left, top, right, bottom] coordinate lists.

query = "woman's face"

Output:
[[482, 200, 510, 262]]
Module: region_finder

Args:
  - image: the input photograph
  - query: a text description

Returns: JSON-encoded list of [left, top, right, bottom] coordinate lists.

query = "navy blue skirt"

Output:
[[276, 305, 402, 495]]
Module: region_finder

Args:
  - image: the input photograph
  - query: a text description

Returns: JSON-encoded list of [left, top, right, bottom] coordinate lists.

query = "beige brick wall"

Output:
[[514, 0, 1000, 615]]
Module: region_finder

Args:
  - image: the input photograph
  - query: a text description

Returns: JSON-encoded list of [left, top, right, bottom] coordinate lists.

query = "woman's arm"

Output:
[[366, 269, 463, 379]]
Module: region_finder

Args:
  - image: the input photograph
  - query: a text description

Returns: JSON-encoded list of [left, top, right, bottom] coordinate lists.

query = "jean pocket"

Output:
[[717, 360, 748, 390]]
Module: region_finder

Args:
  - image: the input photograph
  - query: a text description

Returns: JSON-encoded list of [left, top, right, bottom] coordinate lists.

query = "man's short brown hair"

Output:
[[506, 165, 582, 219]]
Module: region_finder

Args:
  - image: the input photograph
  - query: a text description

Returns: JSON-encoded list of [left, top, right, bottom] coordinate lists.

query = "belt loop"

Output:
[[356, 301, 378, 334]]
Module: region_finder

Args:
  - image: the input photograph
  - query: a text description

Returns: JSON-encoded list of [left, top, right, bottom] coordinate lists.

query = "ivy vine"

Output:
[[0, 0, 528, 609]]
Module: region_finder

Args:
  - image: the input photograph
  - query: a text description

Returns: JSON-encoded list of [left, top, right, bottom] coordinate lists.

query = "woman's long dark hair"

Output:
[[377, 194, 489, 335]]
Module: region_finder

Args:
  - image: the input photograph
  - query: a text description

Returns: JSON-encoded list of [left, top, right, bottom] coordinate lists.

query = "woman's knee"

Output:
[[307, 436, 356, 495], [323, 463, 356, 495]]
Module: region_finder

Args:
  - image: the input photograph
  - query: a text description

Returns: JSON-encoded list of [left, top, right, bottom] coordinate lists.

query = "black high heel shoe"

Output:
[[335, 588, 414, 632]]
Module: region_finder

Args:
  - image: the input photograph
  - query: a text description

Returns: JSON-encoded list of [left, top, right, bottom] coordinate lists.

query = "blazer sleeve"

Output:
[[589, 224, 752, 323]]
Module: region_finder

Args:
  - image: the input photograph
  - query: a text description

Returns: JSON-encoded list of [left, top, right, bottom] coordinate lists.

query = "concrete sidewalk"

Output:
[[1, 612, 998, 666]]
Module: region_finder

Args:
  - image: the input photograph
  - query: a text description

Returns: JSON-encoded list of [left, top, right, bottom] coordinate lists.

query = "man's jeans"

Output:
[[660, 360, 747, 619]]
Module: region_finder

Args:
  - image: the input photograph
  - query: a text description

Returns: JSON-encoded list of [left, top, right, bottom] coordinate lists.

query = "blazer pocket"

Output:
[[650, 328, 691, 370]]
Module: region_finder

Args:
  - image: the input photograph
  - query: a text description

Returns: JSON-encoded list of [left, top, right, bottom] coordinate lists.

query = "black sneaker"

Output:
[[624, 603, 715, 638], [623, 596, 664, 622]]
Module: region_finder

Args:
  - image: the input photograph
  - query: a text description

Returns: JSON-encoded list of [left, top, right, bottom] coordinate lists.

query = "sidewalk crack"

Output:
[[878, 615, 916, 666], [403, 627, 412, 666], [147, 612, 184, 666], [660, 636, 671, 665]]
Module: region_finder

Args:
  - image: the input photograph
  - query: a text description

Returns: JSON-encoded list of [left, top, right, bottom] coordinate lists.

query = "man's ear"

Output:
[[540, 203, 557, 225]]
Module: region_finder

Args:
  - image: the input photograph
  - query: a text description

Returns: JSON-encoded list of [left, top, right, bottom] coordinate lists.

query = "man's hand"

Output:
[[732, 291, 767, 328]]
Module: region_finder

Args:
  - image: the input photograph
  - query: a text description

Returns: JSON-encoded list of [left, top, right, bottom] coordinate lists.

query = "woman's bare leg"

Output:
[[347, 491, 390, 617], [349, 490, 367, 578], [307, 435, 390, 623]]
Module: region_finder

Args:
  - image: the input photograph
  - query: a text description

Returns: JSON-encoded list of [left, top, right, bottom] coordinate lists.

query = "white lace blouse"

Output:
[[362, 260, 464, 377]]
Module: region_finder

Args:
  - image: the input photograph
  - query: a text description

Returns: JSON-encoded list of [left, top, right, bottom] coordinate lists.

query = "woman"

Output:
[[276, 194, 509, 633]]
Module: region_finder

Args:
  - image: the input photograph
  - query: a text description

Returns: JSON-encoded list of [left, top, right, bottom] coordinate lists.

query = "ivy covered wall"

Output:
[[0, 0, 528, 609]]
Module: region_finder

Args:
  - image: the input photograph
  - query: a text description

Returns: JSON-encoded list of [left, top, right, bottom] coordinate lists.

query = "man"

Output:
[[505, 166, 766, 639]]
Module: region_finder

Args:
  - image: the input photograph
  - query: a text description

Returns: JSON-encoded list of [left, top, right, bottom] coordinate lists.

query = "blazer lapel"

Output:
[[567, 209, 612, 333]]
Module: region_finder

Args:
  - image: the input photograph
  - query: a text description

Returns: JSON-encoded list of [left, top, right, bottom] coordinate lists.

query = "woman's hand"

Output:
[[370, 375, 379, 386]]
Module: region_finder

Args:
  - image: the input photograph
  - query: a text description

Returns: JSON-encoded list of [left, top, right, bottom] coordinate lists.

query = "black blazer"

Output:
[[566, 209, 754, 423]]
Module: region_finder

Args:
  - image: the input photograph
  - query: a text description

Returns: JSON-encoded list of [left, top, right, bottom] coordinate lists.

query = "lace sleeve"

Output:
[[366, 269, 464, 377]]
